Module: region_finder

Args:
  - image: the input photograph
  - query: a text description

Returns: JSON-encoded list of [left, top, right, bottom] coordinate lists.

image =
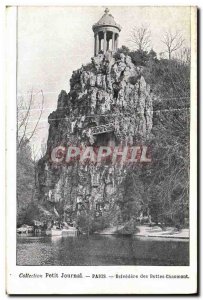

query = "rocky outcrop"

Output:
[[37, 52, 153, 232]]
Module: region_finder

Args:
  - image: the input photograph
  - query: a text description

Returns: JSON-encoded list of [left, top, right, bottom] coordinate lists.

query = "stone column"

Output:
[[94, 34, 97, 56], [95, 33, 99, 55], [99, 37, 101, 52], [112, 32, 115, 51], [103, 31, 107, 52], [116, 35, 119, 50], [107, 39, 109, 50]]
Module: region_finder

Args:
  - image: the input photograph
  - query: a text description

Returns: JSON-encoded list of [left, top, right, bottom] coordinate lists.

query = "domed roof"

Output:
[[92, 8, 121, 31]]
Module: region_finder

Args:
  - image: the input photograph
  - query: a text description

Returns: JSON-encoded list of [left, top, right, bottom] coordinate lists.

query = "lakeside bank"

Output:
[[98, 225, 189, 240]]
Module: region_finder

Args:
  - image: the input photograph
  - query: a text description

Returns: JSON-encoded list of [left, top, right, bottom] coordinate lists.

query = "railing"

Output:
[[87, 123, 115, 135]]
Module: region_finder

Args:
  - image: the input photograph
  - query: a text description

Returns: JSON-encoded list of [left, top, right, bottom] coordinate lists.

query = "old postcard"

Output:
[[6, 5, 197, 295]]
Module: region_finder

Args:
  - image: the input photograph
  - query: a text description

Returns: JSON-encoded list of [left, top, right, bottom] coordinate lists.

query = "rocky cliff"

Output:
[[37, 52, 153, 232]]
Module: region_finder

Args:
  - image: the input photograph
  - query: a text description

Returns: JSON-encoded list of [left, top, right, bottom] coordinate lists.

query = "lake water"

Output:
[[17, 234, 189, 266]]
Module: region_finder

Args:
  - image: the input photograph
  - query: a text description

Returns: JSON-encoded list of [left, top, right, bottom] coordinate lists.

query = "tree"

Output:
[[145, 58, 190, 227], [17, 140, 35, 225], [17, 90, 45, 225], [114, 46, 156, 67], [129, 25, 151, 51], [17, 90, 44, 150], [121, 171, 144, 222], [161, 30, 185, 60], [174, 47, 191, 65]]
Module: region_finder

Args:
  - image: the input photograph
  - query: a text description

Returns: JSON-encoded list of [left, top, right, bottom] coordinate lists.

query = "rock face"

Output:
[[37, 52, 153, 231]]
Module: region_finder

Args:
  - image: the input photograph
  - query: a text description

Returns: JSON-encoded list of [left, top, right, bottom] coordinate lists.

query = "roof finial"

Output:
[[104, 7, 110, 14]]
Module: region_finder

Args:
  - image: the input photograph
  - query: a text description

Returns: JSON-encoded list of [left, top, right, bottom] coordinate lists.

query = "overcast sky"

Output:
[[17, 6, 191, 152]]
